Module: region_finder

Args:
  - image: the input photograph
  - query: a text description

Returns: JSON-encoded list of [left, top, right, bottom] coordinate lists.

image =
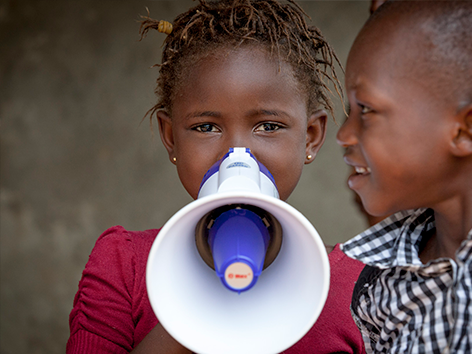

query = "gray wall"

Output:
[[0, 1, 370, 353]]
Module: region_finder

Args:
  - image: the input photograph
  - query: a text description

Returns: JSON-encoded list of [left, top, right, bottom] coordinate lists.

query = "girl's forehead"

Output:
[[169, 45, 308, 121], [185, 44, 282, 72], [168, 39, 322, 116], [176, 45, 299, 92]]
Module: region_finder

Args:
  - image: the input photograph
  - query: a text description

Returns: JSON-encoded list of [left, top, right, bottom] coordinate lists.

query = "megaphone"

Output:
[[147, 148, 329, 354]]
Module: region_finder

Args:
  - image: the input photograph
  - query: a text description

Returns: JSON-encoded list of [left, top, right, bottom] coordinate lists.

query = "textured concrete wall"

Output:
[[0, 1, 370, 353]]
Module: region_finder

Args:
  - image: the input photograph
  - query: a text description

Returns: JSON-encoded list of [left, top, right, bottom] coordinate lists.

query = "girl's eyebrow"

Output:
[[247, 109, 290, 118], [184, 111, 221, 120], [185, 109, 291, 120]]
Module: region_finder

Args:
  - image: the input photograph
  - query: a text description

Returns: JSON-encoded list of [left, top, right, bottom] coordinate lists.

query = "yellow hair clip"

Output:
[[158, 20, 173, 35]]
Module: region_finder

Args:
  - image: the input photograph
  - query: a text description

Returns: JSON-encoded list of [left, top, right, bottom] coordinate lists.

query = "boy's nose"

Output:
[[336, 117, 358, 148]]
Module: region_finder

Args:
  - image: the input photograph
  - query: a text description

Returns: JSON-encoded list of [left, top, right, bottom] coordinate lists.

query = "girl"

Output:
[[67, 1, 365, 353]]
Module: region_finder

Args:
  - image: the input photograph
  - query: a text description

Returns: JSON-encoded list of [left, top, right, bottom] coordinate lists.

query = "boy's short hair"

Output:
[[369, 0, 472, 108], [139, 0, 342, 119]]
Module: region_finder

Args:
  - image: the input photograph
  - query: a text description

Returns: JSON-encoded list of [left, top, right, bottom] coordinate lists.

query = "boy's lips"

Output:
[[343, 156, 371, 190], [343, 155, 371, 174], [354, 166, 371, 175], [347, 166, 371, 190]]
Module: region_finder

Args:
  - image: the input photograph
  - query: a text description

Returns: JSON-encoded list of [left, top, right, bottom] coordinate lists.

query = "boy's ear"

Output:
[[305, 110, 328, 165], [156, 110, 177, 164], [450, 104, 472, 157]]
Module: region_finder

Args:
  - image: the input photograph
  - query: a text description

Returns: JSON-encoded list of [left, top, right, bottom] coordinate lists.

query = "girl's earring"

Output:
[[307, 155, 313, 160], [172, 157, 177, 163]]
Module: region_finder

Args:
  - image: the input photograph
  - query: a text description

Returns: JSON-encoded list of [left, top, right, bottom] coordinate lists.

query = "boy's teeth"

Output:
[[355, 166, 371, 174]]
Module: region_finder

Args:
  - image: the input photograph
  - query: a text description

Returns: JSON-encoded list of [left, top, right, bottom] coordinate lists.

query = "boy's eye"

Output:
[[359, 104, 373, 114], [255, 122, 281, 132], [193, 123, 219, 133]]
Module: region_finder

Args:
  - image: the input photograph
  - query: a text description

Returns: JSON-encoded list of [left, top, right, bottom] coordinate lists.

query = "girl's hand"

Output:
[[130, 323, 192, 354]]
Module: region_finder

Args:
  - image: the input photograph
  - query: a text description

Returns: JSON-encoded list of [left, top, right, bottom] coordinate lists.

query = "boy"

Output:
[[337, 1, 472, 353]]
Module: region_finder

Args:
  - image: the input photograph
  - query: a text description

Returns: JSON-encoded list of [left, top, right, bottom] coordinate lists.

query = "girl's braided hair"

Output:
[[139, 0, 343, 121]]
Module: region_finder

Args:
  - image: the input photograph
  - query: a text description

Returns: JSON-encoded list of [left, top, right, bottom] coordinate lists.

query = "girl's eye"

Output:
[[255, 123, 281, 132], [193, 123, 219, 133]]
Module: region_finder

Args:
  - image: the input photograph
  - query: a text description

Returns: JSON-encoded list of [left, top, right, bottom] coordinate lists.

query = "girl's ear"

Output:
[[157, 110, 177, 164], [305, 110, 328, 165], [450, 104, 472, 157]]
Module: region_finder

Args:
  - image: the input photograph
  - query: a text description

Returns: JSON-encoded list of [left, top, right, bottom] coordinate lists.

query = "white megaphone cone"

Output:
[[146, 148, 330, 354]]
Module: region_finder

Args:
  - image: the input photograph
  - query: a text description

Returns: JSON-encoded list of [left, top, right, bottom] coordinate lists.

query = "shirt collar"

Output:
[[341, 208, 436, 269], [342, 208, 472, 272]]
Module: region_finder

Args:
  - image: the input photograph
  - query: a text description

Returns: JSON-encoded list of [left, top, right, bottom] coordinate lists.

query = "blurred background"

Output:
[[0, 1, 371, 353]]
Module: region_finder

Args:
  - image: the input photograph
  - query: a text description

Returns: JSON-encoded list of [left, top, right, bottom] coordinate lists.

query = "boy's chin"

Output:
[[359, 198, 394, 221]]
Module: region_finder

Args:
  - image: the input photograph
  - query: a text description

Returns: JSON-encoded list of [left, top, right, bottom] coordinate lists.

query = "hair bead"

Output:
[[158, 20, 173, 35]]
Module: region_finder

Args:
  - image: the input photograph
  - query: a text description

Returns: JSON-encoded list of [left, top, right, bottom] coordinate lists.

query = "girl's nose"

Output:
[[226, 134, 253, 153], [216, 143, 254, 163], [336, 117, 358, 148]]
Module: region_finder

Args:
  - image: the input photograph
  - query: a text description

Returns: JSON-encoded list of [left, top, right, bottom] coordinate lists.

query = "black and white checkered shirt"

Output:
[[341, 208, 472, 354]]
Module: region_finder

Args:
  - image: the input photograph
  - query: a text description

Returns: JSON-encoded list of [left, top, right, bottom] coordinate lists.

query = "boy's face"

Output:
[[158, 46, 326, 201], [337, 21, 455, 217]]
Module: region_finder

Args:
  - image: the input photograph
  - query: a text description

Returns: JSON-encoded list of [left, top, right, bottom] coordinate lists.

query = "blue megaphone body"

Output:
[[195, 148, 283, 293]]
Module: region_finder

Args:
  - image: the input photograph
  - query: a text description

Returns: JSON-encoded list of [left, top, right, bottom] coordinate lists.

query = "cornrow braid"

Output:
[[140, 0, 343, 122]]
